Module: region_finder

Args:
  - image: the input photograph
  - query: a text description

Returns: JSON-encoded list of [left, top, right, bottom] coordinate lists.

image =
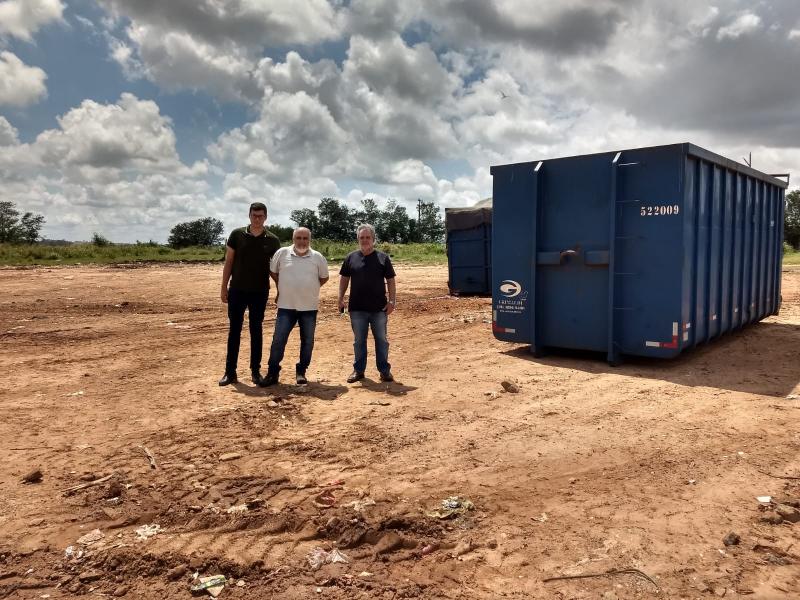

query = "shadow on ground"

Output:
[[502, 321, 800, 396]]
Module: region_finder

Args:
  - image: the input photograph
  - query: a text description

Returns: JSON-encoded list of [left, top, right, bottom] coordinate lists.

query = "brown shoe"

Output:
[[379, 371, 394, 382], [347, 370, 365, 383]]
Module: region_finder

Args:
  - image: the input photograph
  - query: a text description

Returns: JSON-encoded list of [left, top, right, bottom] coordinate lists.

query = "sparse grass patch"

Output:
[[0, 241, 447, 266], [0, 243, 225, 265]]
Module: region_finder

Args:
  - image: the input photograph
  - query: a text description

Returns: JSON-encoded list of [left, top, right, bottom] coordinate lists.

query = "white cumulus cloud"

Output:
[[0, 116, 19, 145], [0, 51, 47, 106], [0, 0, 63, 41], [34, 93, 183, 172]]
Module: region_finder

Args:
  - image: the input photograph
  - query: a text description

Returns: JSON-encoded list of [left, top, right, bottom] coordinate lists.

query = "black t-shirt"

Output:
[[227, 226, 281, 292], [340, 250, 396, 312]]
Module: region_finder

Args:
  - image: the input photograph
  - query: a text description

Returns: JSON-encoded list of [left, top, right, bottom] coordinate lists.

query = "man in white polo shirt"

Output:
[[260, 227, 329, 386]]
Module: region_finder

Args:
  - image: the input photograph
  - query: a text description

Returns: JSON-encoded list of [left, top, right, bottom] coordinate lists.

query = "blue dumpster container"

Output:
[[490, 143, 788, 363], [446, 199, 492, 295]]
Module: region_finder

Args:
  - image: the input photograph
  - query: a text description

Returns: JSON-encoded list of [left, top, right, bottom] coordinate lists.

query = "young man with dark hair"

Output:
[[219, 202, 281, 385]]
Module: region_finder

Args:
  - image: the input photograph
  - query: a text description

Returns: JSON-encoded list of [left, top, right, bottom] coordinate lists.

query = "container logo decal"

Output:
[[496, 279, 528, 317], [499, 280, 522, 298]]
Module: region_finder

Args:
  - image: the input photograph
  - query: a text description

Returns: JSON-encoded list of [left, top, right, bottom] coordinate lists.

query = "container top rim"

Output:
[[489, 142, 789, 189]]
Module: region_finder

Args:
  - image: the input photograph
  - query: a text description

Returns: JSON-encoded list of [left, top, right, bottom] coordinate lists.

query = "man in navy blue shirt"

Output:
[[338, 224, 397, 383]]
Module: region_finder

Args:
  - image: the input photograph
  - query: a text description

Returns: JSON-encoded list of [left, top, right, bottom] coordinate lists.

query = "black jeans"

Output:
[[225, 287, 268, 375]]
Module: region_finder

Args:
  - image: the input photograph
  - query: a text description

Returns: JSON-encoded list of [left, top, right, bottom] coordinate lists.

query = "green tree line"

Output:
[[0, 201, 45, 244], [290, 198, 445, 243]]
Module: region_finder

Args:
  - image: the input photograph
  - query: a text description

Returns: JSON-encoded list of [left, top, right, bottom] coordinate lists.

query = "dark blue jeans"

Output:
[[267, 309, 318, 375], [225, 287, 268, 375], [350, 310, 390, 374]]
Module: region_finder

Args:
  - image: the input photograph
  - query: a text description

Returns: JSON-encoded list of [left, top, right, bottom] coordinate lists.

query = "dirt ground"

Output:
[[1, 263, 798, 600]]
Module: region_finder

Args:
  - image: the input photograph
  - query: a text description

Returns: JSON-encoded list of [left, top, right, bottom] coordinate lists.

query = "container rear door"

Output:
[[491, 163, 537, 343], [447, 225, 491, 295], [536, 155, 613, 352]]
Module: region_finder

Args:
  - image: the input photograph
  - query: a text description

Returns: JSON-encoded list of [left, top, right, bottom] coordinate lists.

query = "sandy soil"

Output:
[[0, 263, 798, 600]]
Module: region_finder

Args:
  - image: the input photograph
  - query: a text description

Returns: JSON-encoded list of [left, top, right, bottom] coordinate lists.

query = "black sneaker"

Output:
[[296, 372, 308, 385], [259, 373, 279, 387], [251, 370, 263, 385], [379, 371, 395, 382], [347, 370, 365, 383], [218, 373, 237, 386]]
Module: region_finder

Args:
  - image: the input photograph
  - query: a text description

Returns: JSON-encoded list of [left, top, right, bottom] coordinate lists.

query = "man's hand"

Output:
[[385, 301, 395, 316], [338, 298, 346, 311], [220, 287, 228, 303]]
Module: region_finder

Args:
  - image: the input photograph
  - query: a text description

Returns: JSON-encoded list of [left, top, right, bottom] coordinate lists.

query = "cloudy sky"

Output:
[[1, 0, 799, 242]]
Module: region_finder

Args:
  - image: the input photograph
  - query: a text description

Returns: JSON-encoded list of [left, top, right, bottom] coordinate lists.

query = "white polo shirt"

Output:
[[270, 246, 329, 311]]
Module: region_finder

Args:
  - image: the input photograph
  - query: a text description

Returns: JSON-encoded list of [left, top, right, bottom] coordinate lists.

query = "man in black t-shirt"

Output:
[[338, 223, 397, 383], [219, 202, 281, 386]]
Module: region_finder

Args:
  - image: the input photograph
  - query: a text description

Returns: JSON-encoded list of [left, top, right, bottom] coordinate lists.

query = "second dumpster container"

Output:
[[446, 198, 492, 295], [490, 142, 787, 364]]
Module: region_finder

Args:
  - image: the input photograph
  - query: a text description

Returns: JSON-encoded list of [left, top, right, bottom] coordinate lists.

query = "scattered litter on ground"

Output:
[[367, 401, 391, 406], [543, 568, 660, 591], [307, 548, 349, 571], [138, 445, 157, 469], [313, 490, 336, 508], [687, 479, 697, 485], [64, 546, 84, 561], [66, 390, 84, 397], [62, 473, 116, 496], [427, 496, 475, 519], [359, 571, 373, 578], [756, 496, 772, 504], [532, 513, 548, 523], [226, 505, 248, 514], [219, 452, 242, 462], [421, 543, 438, 555], [722, 532, 740, 546], [22, 469, 43, 484], [76, 529, 105, 546], [135, 524, 162, 540], [787, 394, 798, 400], [191, 575, 227, 597], [500, 380, 520, 393], [345, 498, 376, 512]]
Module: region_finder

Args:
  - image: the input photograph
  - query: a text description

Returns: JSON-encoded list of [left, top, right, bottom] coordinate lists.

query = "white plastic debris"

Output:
[[532, 513, 548, 522], [64, 546, 84, 560], [756, 496, 772, 504], [135, 524, 162, 540], [345, 498, 376, 512], [306, 547, 350, 571]]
